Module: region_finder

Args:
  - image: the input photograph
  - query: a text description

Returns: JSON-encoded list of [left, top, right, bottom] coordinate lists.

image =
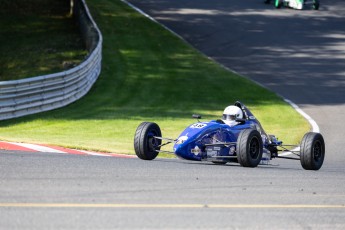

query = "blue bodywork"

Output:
[[172, 103, 275, 162]]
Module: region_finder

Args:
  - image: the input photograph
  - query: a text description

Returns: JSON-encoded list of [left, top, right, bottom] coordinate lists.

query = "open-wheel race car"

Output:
[[134, 101, 325, 170], [264, 0, 320, 10]]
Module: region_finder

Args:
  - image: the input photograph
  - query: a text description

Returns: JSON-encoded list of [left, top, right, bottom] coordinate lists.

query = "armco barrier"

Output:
[[0, 0, 102, 121]]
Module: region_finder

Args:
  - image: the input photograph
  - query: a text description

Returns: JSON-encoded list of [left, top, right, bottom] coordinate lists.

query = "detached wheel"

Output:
[[300, 132, 325, 170], [237, 129, 263, 167], [134, 122, 161, 160]]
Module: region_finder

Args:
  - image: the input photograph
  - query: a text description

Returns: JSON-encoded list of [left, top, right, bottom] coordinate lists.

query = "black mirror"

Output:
[[192, 114, 202, 119]]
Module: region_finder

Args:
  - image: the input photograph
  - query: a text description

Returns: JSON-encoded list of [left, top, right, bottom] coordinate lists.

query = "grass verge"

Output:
[[0, 0, 310, 155]]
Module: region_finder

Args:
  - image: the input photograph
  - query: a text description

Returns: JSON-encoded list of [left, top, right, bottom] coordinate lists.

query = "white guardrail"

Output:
[[0, 0, 102, 121]]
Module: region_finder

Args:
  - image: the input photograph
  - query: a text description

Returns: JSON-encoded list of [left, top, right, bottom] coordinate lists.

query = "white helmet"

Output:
[[222, 105, 243, 126]]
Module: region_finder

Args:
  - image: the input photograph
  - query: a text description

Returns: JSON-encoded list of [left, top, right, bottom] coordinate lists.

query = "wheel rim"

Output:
[[249, 136, 260, 159], [148, 131, 159, 152], [313, 140, 323, 162]]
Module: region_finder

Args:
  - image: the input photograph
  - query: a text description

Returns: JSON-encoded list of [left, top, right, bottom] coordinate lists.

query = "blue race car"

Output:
[[134, 101, 325, 170]]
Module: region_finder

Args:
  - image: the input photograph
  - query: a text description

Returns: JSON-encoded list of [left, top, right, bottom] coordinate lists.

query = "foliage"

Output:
[[0, 0, 86, 80]]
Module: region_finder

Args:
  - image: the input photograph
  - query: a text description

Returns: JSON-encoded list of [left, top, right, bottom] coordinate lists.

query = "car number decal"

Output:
[[190, 123, 207, 129]]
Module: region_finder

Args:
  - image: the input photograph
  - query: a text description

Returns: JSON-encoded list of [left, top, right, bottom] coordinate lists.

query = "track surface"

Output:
[[1, 151, 345, 229], [1, 0, 345, 229]]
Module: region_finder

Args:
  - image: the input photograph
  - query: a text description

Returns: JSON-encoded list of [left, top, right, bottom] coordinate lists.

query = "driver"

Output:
[[222, 105, 243, 127]]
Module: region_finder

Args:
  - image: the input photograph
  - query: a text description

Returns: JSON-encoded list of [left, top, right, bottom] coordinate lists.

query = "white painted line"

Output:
[[1, 142, 137, 158], [283, 99, 320, 133], [121, 0, 185, 41], [1, 203, 344, 209], [78, 150, 113, 157], [9, 142, 67, 153]]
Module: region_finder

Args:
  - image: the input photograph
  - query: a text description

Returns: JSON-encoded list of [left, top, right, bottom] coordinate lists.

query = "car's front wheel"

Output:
[[134, 122, 161, 160], [300, 132, 325, 170], [237, 129, 263, 167]]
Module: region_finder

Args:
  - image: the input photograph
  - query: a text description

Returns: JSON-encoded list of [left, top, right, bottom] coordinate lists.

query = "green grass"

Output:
[[0, 0, 310, 155], [0, 0, 87, 80]]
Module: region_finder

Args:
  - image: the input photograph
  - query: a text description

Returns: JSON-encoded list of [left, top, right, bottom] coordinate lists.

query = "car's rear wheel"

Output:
[[237, 129, 263, 167], [300, 132, 325, 170], [275, 0, 282, 8], [313, 0, 320, 10], [134, 122, 161, 160]]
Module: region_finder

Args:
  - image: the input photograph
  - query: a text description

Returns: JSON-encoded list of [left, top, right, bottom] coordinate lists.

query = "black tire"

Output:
[[275, 0, 282, 8], [237, 129, 263, 167], [313, 0, 320, 10], [264, 0, 271, 4], [300, 132, 325, 170], [134, 122, 161, 160]]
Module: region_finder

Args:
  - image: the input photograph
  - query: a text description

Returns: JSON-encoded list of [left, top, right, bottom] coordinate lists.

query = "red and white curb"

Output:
[[0, 141, 136, 158]]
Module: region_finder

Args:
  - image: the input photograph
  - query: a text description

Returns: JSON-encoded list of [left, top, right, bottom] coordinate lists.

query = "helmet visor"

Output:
[[222, 114, 237, 121]]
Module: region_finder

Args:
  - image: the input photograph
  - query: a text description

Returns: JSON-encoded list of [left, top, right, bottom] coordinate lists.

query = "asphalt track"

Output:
[[1, 0, 345, 229]]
